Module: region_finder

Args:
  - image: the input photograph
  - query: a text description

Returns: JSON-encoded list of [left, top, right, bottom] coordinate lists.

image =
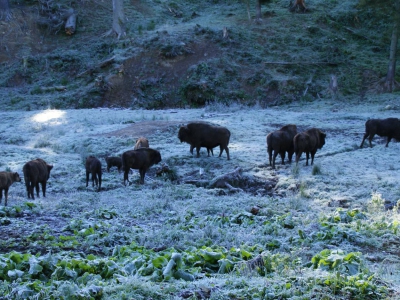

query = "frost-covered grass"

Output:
[[0, 96, 400, 299]]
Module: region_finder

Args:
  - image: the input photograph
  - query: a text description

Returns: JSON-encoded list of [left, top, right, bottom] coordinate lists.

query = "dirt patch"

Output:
[[101, 120, 184, 138]]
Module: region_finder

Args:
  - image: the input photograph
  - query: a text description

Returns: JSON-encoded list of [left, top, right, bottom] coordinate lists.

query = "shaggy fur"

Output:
[[122, 148, 161, 185], [178, 122, 231, 160], [134, 137, 150, 150], [294, 128, 326, 166], [23, 158, 53, 199], [86, 156, 102, 191], [0, 172, 21, 206], [360, 118, 400, 148], [267, 124, 297, 169], [105, 156, 122, 172]]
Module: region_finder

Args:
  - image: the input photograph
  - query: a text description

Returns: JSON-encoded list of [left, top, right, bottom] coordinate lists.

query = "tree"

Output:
[[0, 0, 11, 21], [383, 0, 400, 91], [111, 0, 126, 38], [359, 0, 400, 92]]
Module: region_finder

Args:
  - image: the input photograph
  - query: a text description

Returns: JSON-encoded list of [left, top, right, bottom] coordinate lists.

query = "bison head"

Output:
[[319, 132, 326, 149], [178, 126, 190, 143], [13, 172, 22, 182]]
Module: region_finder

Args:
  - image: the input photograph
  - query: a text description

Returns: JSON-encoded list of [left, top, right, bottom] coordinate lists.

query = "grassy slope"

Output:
[[0, 0, 397, 110]]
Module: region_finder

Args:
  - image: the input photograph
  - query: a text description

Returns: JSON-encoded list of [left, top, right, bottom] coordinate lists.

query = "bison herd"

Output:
[[0, 118, 398, 206]]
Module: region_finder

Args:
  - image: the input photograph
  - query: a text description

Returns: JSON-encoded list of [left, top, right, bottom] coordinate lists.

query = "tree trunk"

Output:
[[384, 1, 400, 92], [256, 0, 262, 20], [65, 10, 77, 35], [0, 0, 10, 21], [112, 0, 125, 38]]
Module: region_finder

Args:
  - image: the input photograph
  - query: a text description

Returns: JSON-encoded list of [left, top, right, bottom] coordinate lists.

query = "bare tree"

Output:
[[359, 0, 400, 92], [110, 0, 126, 38], [383, 0, 400, 92], [0, 0, 11, 21]]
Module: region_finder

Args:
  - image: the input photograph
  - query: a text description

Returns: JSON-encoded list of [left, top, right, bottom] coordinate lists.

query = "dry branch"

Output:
[[77, 56, 116, 78], [264, 61, 339, 66]]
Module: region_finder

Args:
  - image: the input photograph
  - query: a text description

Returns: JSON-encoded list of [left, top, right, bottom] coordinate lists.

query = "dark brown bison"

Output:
[[360, 118, 400, 148], [294, 128, 326, 166], [178, 122, 231, 160], [267, 124, 297, 169], [23, 158, 53, 199], [122, 148, 162, 185], [0, 172, 22, 206], [86, 156, 102, 191], [134, 137, 149, 150], [105, 156, 122, 172]]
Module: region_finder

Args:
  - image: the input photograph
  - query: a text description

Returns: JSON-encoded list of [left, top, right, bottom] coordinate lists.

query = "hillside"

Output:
[[0, 0, 397, 110]]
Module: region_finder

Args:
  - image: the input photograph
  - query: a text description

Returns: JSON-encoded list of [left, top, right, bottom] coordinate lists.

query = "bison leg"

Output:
[[305, 152, 310, 166], [288, 151, 294, 163], [385, 136, 392, 147], [123, 170, 130, 186], [279, 151, 286, 165], [41, 182, 46, 197], [190, 145, 194, 155], [368, 133, 375, 148], [272, 151, 279, 169], [268, 147, 273, 166], [139, 169, 146, 184], [196, 146, 201, 158], [4, 188, 8, 206], [86, 171, 90, 187], [295, 151, 302, 165], [35, 183, 40, 198], [310, 151, 316, 165], [222, 146, 230, 160], [98, 173, 102, 191], [0, 189, 2, 204]]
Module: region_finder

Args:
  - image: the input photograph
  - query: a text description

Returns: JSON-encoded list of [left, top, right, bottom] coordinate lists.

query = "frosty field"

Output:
[[0, 98, 399, 299]]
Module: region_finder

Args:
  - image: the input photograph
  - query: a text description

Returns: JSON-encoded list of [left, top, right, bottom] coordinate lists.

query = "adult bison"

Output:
[[294, 128, 326, 166], [23, 158, 53, 199], [360, 118, 400, 148], [266, 124, 297, 169], [0, 172, 22, 206], [178, 122, 231, 160], [122, 148, 162, 185], [86, 156, 102, 191], [105, 156, 122, 172], [134, 137, 149, 150]]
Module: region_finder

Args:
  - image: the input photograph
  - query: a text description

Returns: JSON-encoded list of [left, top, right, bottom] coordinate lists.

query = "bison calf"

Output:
[[0, 172, 22, 206], [122, 148, 161, 185], [134, 137, 149, 150], [178, 122, 231, 160], [105, 156, 122, 172], [294, 128, 326, 166], [23, 158, 53, 199], [86, 156, 102, 191], [360, 118, 400, 148], [267, 124, 297, 169]]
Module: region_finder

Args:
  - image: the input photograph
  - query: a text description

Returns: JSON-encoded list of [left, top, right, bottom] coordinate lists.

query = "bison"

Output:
[[86, 156, 102, 191], [0, 172, 22, 206], [266, 124, 297, 169], [134, 137, 149, 150], [294, 128, 326, 166], [360, 118, 400, 148], [105, 156, 122, 172], [178, 122, 231, 160], [23, 158, 53, 199], [122, 148, 162, 185]]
